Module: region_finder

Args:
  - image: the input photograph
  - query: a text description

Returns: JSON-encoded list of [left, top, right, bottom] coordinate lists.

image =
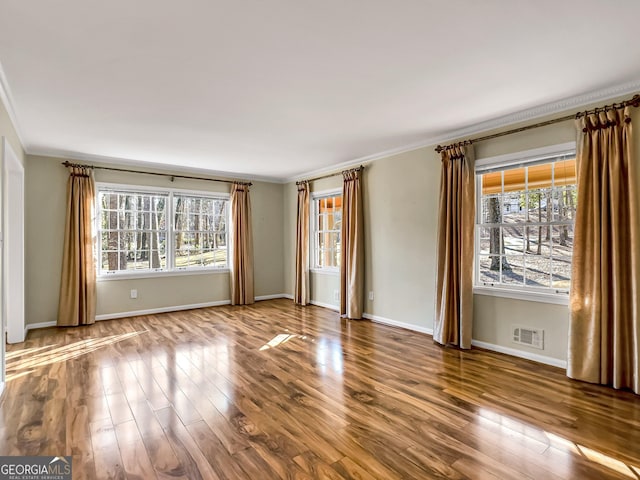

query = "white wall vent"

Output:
[[512, 325, 544, 350]]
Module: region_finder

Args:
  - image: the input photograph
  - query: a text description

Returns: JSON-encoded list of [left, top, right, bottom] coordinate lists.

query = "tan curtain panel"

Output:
[[230, 182, 255, 305], [434, 144, 475, 349], [294, 181, 310, 305], [58, 166, 97, 326], [340, 169, 364, 319], [568, 107, 640, 394]]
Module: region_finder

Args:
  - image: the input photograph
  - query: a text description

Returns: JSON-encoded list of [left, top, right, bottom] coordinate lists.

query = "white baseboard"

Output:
[[255, 294, 288, 301], [363, 313, 434, 336], [25, 321, 57, 334], [282, 294, 294, 300], [471, 339, 567, 369], [95, 300, 232, 321], [24, 297, 289, 330], [361, 313, 565, 369], [310, 300, 340, 312]]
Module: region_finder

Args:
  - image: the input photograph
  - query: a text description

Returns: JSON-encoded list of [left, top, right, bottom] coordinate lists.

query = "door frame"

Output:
[[2, 136, 25, 349]]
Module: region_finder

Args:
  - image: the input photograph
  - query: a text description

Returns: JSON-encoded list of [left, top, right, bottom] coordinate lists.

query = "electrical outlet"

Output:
[[130, 289, 138, 299], [333, 289, 339, 301], [368, 291, 374, 301]]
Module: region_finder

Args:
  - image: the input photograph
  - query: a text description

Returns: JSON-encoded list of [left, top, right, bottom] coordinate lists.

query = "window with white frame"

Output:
[[475, 145, 577, 296], [173, 194, 228, 269], [311, 191, 342, 270], [97, 185, 229, 275]]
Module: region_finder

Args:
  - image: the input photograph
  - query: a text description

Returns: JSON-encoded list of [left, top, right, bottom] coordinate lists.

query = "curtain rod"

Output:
[[61, 161, 252, 186], [295, 165, 364, 185], [435, 94, 640, 153]]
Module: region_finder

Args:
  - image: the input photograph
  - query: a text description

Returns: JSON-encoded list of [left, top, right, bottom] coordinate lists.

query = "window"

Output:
[[475, 144, 576, 299], [97, 185, 229, 276], [312, 191, 342, 270], [173, 195, 228, 269]]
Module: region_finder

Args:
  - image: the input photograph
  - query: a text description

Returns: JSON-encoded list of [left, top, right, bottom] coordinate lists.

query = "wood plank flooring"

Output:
[[1, 299, 640, 479]]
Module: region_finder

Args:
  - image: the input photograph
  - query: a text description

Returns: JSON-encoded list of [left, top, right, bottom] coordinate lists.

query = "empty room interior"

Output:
[[1, 1, 640, 479]]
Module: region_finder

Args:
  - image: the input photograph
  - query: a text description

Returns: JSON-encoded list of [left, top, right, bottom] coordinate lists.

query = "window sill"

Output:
[[309, 268, 340, 276], [473, 285, 569, 306], [97, 268, 230, 282]]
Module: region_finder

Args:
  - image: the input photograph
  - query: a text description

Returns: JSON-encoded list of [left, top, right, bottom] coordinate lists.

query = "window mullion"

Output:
[[167, 192, 174, 271]]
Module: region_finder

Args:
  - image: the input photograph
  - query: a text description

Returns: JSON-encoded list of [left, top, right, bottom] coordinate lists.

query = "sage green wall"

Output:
[[25, 155, 285, 325], [283, 182, 296, 296]]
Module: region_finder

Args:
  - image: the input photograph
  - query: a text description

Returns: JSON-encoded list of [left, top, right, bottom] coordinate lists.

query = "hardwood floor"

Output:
[[1, 299, 639, 479]]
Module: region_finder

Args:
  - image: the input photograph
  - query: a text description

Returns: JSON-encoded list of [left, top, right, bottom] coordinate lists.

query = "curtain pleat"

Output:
[[58, 166, 96, 326], [340, 169, 364, 319], [434, 144, 475, 349], [230, 182, 254, 305], [294, 181, 310, 305], [568, 107, 640, 393]]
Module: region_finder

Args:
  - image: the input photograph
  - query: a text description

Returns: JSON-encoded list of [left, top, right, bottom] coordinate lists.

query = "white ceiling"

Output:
[[1, 1, 640, 181]]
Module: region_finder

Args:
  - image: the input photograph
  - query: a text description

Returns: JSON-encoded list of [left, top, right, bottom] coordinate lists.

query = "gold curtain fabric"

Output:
[[57, 166, 96, 326], [340, 169, 364, 319], [230, 182, 255, 305], [294, 181, 310, 305], [568, 107, 640, 393], [434, 144, 475, 349]]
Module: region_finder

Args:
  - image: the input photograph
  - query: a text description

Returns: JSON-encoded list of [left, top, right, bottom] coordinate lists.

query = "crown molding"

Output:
[[27, 147, 283, 184], [0, 60, 27, 149], [427, 79, 640, 145], [285, 79, 640, 183]]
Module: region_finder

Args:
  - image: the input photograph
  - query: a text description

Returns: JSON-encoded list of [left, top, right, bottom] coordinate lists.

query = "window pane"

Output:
[[502, 255, 524, 286], [552, 225, 574, 252], [525, 226, 551, 256], [502, 167, 526, 193], [478, 255, 500, 284], [481, 171, 502, 195], [334, 210, 342, 227], [502, 192, 523, 222], [554, 159, 577, 186], [317, 249, 326, 268], [503, 226, 524, 255], [528, 163, 553, 190], [552, 186, 577, 222], [216, 233, 227, 248], [527, 189, 552, 222], [552, 256, 572, 289], [525, 256, 551, 288], [481, 195, 502, 224], [329, 232, 340, 250], [326, 213, 334, 230]]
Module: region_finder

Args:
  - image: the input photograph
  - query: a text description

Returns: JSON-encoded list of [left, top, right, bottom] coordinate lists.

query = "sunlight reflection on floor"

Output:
[[6, 330, 147, 381], [477, 407, 639, 478]]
